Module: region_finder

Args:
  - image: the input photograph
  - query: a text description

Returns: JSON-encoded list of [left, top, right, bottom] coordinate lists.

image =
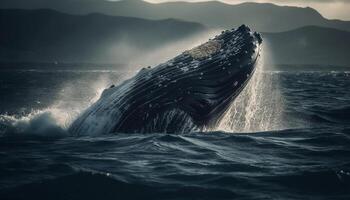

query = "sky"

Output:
[[144, 0, 350, 20]]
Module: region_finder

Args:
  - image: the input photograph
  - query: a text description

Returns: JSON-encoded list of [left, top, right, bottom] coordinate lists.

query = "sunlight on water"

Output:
[[218, 46, 285, 133]]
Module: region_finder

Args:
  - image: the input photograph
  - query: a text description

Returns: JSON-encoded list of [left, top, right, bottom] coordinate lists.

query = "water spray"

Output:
[[218, 46, 285, 133]]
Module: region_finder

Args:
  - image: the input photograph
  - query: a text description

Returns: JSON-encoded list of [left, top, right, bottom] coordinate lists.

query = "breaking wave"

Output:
[[0, 109, 68, 137]]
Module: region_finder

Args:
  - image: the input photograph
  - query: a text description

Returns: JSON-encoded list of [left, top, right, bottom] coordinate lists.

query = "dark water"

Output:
[[0, 67, 350, 199]]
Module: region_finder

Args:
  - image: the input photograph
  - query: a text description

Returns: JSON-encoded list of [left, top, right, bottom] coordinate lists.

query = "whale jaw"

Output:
[[69, 25, 262, 135]]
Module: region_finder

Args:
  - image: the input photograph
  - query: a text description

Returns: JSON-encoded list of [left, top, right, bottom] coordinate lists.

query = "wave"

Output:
[[0, 109, 69, 137], [0, 171, 241, 200], [313, 106, 350, 123], [0, 127, 349, 199], [1, 158, 349, 200]]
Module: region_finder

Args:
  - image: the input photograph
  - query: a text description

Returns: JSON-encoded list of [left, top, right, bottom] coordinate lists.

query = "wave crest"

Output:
[[0, 109, 70, 137]]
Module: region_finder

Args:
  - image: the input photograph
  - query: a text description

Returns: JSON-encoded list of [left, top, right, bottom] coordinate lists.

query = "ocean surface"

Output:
[[0, 65, 349, 200]]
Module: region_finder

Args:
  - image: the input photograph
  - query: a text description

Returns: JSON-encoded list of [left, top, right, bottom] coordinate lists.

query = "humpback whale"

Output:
[[69, 25, 263, 135]]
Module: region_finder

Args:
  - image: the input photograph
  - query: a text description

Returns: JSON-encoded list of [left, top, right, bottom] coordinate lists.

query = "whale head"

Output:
[[69, 25, 263, 134], [172, 25, 262, 128]]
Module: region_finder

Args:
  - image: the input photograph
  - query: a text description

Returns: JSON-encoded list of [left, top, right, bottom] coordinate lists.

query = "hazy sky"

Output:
[[144, 0, 350, 20]]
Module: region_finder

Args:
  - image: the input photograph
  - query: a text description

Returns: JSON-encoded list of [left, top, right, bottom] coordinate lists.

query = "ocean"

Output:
[[0, 65, 349, 199]]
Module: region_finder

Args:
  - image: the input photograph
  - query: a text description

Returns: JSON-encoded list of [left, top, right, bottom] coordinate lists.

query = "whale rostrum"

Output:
[[69, 25, 263, 135]]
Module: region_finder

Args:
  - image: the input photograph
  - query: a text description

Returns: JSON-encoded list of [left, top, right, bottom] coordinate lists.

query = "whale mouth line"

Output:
[[69, 25, 263, 135]]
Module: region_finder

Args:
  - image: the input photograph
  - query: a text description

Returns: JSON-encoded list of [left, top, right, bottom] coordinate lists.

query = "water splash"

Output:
[[0, 74, 118, 136], [0, 108, 68, 136], [218, 50, 285, 133]]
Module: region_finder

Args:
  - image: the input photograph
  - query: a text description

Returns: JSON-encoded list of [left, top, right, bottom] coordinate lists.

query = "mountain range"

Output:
[[1, 6, 349, 66], [263, 26, 350, 66], [1, 0, 350, 32], [0, 9, 204, 63]]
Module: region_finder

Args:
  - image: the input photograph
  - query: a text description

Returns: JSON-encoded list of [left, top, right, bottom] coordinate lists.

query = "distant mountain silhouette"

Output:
[[1, 9, 349, 66], [1, 0, 350, 32], [264, 26, 350, 66], [0, 9, 205, 63]]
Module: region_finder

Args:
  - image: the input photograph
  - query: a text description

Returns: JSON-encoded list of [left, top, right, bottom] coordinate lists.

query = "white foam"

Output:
[[0, 109, 68, 136]]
